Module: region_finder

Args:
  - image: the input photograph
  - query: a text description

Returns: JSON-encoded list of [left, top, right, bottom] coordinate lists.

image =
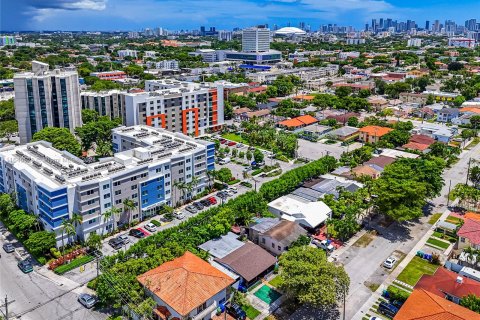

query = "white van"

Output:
[[219, 157, 231, 165]]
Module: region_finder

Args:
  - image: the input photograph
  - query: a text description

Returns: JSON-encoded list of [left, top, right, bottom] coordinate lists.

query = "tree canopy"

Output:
[[32, 127, 82, 156]]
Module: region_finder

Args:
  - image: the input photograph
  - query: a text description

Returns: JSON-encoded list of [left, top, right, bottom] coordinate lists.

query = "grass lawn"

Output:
[[364, 281, 381, 292], [428, 213, 442, 225], [269, 276, 284, 288], [243, 304, 261, 320], [353, 231, 376, 248], [221, 133, 248, 144], [397, 256, 439, 286], [445, 215, 463, 225], [466, 137, 480, 150], [426, 237, 450, 249]]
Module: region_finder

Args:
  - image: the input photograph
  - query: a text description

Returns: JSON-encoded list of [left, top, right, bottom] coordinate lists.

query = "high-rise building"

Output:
[[81, 90, 126, 122], [14, 61, 82, 143], [0, 125, 215, 246], [379, 18, 384, 30], [241, 27, 271, 52], [124, 79, 224, 136], [465, 19, 478, 31], [425, 21, 430, 31], [371, 19, 377, 32], [299, 22, 306, 30], [433, 20, 441, 33], [0, 35, 16, 46], [200, 26, 206, 36], [217, 30, 233, 41]]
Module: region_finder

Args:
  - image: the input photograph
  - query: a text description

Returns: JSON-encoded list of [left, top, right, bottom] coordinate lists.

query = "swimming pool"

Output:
[[254, 285, 282, 304]]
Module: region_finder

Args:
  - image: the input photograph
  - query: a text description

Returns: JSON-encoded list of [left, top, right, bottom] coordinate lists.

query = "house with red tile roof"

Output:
[[457, 218, 480, 250], [415, 267, 480, 304], [394, 289, 480, 320], [278, 115, 318, 129], [137, 251, 234, 320], [358, 125, 393, 143]]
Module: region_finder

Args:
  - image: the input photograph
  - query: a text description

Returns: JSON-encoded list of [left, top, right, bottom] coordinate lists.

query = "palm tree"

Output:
[[60, 219, 75, 255], [70, 213, 83, 242], [102, 207, 121, 234], [173, 181, 187, 205], [123, 199, 137, 225], [206, 170, 216, 189], [464, 246, 477, 267]]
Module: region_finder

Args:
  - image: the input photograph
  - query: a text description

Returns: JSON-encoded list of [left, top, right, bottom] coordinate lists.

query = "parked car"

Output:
[[225, 190, 236, 196], [242, 166, 251, 172], [312, 239, 335, 252], [18, 259, 33, 273], [117, 234, 130, 244], [217, 192, 228, 200], [219, 157, 231, 165], [176, 212, 186, 220], [108, 238, 123, 250], [227, 141, 236, 147], [3, 242, 15, 253], [227, 303, 246, 320], [185, 205, 197, 214], [236, 143, 243, 148], [383, 256, 397, 269], [78, 293, 97, 309], [378, 301, 398, 317], [208, 197, 217, 204], [220, 139, 227, 144], [129, 229, 145, 238], [144, 223, 157, 232], [228, 186, 238, 193], [200, 199, 211, 207], [193, 202, 204, 210]]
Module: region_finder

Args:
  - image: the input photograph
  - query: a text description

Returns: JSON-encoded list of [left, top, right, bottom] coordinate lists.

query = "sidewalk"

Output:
[[351, 206, 453, 320]]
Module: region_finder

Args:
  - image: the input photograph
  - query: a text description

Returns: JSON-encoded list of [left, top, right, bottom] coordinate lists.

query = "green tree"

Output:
[[103, 206, 121, 233], [448, 62, 464, 72], [253, 149, 264, 163], [357, 89, 371, 98], [32, 127, 81, 156], [380, 129, 411, 147], [453, 95, 466, 107], [216, 168, 233, 184], [335, 86, 352, 98], [279, 246, 350, 307], [347, 117, 359, 127], [86, 232, 102, 252], [123, 199, 137, 224], [76, 115, 120, 155], [60, 219, 75, 253], [266, 85, 278, 98], [469, 166, 480, 188], [82, 109, 99, 124], [426, 94, 435, 105], [0, 120, 18, 141], [460, 294, 480, 313], [9, 209, 36, 239], [25, 231, 56, 257], [0, 99, 15, 121], [470, 115, 480, 131]]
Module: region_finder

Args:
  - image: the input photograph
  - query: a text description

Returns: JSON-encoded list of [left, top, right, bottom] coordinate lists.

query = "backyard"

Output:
[[396, 256, 439, 286], [221, 133, 248, 144], [426, 237, 451, 249]]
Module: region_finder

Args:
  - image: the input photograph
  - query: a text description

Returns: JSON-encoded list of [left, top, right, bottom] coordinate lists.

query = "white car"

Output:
[[312, 239, 335, 252], [144, 223, 157, 232], [383, 256, 397, 269], [176, 212, 186, 220], [227, 186, 238, 193], [118, 234, 130, 244]]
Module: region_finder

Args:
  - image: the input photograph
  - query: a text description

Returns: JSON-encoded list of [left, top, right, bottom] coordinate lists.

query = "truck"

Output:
[[219, 157, 231, 165]]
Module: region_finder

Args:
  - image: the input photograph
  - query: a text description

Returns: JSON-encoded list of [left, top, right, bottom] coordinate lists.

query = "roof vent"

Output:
[[456, 276, 463, 284]]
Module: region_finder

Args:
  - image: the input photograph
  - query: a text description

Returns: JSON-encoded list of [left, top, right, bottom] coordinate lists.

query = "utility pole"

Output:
[[446, 180, 452, 207], [2, 294, 15, 319], [466, 157, 472, 185], [96, 256, 100, 277]]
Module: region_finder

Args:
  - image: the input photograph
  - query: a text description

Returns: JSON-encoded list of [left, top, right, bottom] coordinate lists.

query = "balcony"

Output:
[[192, 301, 218, 320]]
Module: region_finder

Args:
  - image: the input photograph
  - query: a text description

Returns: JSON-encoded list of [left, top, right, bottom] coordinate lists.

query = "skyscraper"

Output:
[[465, 19, 477, 31], [241, 27, 270, 52], [425, 21, 430, 31], [371, 19, 377, 32], [14, 61, 82, 143]]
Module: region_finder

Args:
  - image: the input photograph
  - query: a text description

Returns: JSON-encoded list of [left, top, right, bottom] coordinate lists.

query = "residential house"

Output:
[[394, 289, 480, 320], [399, 92, 428, 105], [411, 106, 435, 120], [415, 267, 480, 304], [299, 174, 363, 199], [278, 115, 318, 130], [215, 242, 277, 287], [437, 108, 460, 123], [402, 134, 436, 152], [267, 195, 332, 230], [358, 125, 394, 143], [364, 155, 396, 169], [457, 218, 480, 250], [368, 96, 389, 111], [298, 124, 332, 140], [249, 219, 307, 256], [412, 123, 458, 143], [137, 251, 234, 320], [328, 126, 359, 141], [198, 232, 245, 259], [344, 165, 382, 180], [326, 112, 360, 125]]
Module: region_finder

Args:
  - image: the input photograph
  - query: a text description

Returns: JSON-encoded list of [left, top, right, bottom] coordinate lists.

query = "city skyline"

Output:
[[1, 0, 479, 32]]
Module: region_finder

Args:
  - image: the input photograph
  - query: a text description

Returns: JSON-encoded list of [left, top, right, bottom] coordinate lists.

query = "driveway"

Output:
[[0, 225, 107, 320]]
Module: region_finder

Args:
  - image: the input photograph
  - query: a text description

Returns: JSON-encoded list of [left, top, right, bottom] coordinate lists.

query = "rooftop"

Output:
[[278, 115, 318, 128], [215, 242, 277, 283], [358, 125, 393, 137], [263, 220, 307, 246], [198, 232, 246, 259], [137, 251, 234, 317], [457, 218, 480, 245], [393, 289, 480, 320]]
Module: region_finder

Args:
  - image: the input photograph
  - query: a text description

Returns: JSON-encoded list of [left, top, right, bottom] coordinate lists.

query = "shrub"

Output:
[[50, 247, 61, 259], [54, 255, 95, 275], [37, 257, 47, 265], [87, 278, 98, 290], [252, 169, 263, 176], [387, 286, 410, 302], [150, 220, 161, 227]]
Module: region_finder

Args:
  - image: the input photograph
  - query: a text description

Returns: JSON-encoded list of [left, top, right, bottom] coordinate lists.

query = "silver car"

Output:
[[78, 293, 97, 309], [383, 256, 397, 269]]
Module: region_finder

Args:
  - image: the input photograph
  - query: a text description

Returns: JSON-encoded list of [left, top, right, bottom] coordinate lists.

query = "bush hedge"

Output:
[[54, 255, 95, 275], [150, 220, 162, 227]]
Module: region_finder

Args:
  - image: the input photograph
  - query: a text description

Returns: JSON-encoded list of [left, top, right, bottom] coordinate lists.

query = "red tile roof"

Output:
[[364, 155, 396, 168], [359, 125, 393, 137], [394, 289, 480, 320], [457, 218, 480, 245], [402, 142, 431, 151], [409, 134, 435, 145], [415, 267, 480, 299], [278, 115, 318, 128], [137, 251, 234, 316]]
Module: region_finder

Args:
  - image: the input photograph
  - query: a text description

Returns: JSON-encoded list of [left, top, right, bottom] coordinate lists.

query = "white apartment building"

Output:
[[247, 66, 339, 83], [118, 49, 138, 58], [346, 38, 366, 45], [448, 37, 476, 48], [0, 125, 215, 246], [189, 49, 225, 63], [144, 51, 156, 58], [218, 30, 233, 41], [80, 90, 126, 122], [242, 27, 271, 52], [124, 79, 224, 136], [407, 38, 422, 47], [14, 61, 82, 143], [147, 60, 179, 71]]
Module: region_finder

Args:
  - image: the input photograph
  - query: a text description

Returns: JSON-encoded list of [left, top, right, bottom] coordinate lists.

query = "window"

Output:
[[179, 169, 184, 174], [197, 302, 207, 313], [186, 166, 191, 171], [142, 191, 148, 196], [142, 199, 148, 204], [104, 203, 111, 208], [165, 165, 170, 170], [261, 238, 265, 244], [103, 184, 110, 190], [104, 193, 110, 199], [130, 176, 137, 181], [85, 189, 95, 196], [115, 199, 121, 205], [165, 173, 170, 178], [131, 185, 137, 190], [87, 199, 95, 205], [132, 194, 138, 198], [165, 181, 170, 186], [113, 181, 120, 186], [272, 243, 275, 248], [461, 237, 465, 243], [155, 168, 161, 173], [278, 245, 281, 251], [115, 190, 121, 195], [186, 159, 191, 163]]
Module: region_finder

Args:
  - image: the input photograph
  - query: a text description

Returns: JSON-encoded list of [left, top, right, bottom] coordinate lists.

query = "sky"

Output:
[[0, 0, 479, 32]]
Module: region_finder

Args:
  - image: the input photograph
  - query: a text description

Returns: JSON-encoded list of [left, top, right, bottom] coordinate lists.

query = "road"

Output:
[[0, 225, 107, 320], [337, 138, 480, 319]]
